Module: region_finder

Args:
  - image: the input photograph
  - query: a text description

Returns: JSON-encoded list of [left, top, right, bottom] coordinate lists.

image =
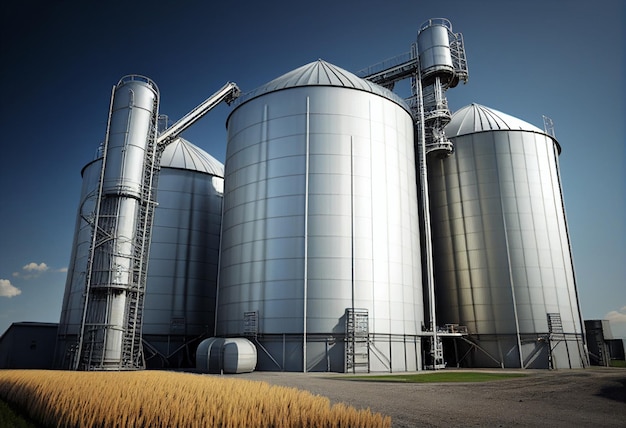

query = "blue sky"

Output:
[[1, 0, 624, 341]]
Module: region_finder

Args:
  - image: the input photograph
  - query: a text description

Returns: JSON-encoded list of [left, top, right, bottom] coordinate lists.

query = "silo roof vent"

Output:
[[160, 137, 224, 177], [446, 103, 545, 137], [235, 59, 409, 111]]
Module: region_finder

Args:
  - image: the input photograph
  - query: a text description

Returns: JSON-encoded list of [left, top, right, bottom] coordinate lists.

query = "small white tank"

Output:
[[196, 337, 257, 374]]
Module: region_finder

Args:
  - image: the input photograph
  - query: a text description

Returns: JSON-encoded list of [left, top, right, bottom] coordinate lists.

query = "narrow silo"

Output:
[[429, 103, 586, 369], [216, 60, 423, 373], [56, 137, 224, 369], [80, 75, 159, 369]]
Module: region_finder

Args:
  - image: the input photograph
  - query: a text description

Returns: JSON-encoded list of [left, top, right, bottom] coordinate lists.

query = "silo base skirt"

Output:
[[237, 333, 424, 373]]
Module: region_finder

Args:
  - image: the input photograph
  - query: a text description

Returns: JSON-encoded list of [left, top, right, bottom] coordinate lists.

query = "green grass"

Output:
[[609, 359, 626, 368], [342, 371, 528, 383], [0, 399, 38, 428]]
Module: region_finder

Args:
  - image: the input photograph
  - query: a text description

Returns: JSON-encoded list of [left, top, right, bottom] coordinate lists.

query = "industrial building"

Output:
[[0, 322, 58, 369], [47, 18, 588, 372], [585, 320, 625, 366]]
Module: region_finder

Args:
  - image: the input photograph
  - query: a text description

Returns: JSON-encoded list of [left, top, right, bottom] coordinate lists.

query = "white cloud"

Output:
[[22, 262, 49, 272], [605, 307, 626, 324], [13, 262, 52, 279], [56, 267, 68, 273], [0, 279, 21, 298]]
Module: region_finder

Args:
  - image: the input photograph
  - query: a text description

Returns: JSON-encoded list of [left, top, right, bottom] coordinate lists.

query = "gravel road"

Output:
[[232, 368, 625, 427]]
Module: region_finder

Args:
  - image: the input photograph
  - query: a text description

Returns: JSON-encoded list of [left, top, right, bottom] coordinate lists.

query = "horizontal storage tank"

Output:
[[429, 103, 586, 369], [217, 60, 424, 373], [196, 337, 257, 374], [56, 137, 224, 369]]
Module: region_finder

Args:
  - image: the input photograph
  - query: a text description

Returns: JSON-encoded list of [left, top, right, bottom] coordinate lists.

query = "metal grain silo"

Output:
[[141, 138, 224, 367], [56, 137, 224, 369], [429, 103, 586, 369], [216, 60, 423, 373]]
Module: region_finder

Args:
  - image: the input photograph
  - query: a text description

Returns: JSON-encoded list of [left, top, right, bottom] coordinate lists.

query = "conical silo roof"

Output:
[[446, 103, 545, 137], [235, 59, 410, 111], [160, 137, 224, 177]]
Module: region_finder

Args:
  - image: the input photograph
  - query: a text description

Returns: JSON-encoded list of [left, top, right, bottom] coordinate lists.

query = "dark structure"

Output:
[[585, 320, 625, 365], [0, 322, 58, 369]]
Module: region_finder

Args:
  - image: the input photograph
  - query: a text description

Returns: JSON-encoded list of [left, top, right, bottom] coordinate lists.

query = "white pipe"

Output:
[[303, 97, 310, 373]]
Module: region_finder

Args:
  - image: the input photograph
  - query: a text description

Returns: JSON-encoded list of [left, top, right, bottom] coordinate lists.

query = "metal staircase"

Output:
[[547, 312, 566, 369], [345, 308, 369, 373], [548, 312, 564, 340]]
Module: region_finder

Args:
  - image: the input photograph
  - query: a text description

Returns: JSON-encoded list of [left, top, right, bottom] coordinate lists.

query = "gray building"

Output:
[[0, 322, 58, 369], [585, 320, 625, 365]]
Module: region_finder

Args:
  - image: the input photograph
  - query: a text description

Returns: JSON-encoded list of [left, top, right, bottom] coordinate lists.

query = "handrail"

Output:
[[117, 75, 159, 93], [419, 17, 453, 34]]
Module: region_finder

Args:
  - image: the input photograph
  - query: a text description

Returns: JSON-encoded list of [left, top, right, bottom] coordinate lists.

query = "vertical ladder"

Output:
[[449, 32, 469, 84], [543, 115, 556, 138]]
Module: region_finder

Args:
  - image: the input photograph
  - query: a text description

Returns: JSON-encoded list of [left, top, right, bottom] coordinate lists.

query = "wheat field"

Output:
[[0, 370, 391, 427]]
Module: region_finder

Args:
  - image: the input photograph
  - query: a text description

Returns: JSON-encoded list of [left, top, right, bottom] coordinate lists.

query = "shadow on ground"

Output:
[[596, 377, 626, 403]]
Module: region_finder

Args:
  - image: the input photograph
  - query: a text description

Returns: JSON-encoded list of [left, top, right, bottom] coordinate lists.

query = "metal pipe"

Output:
[[417, 66, 438, 367], [499, 196, 525, 368], [552, 139, 589, 367], [303, 96, 310, 373]]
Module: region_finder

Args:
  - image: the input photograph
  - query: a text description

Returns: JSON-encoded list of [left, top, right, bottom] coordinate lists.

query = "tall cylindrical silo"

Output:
[[217, 60, 423, 373], [75, 75, 160, 369], [56, 137, 224, 369], [429, 103, 586, 369]]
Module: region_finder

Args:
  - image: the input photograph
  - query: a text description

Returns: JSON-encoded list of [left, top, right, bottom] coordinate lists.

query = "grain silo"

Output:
[[428, 103, 586, 369], [56, 137, 224, 369], [216, 60, 424, 372]]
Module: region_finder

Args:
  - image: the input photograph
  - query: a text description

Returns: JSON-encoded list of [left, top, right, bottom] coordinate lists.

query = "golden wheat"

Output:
[[0, 370, 390, 427]]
